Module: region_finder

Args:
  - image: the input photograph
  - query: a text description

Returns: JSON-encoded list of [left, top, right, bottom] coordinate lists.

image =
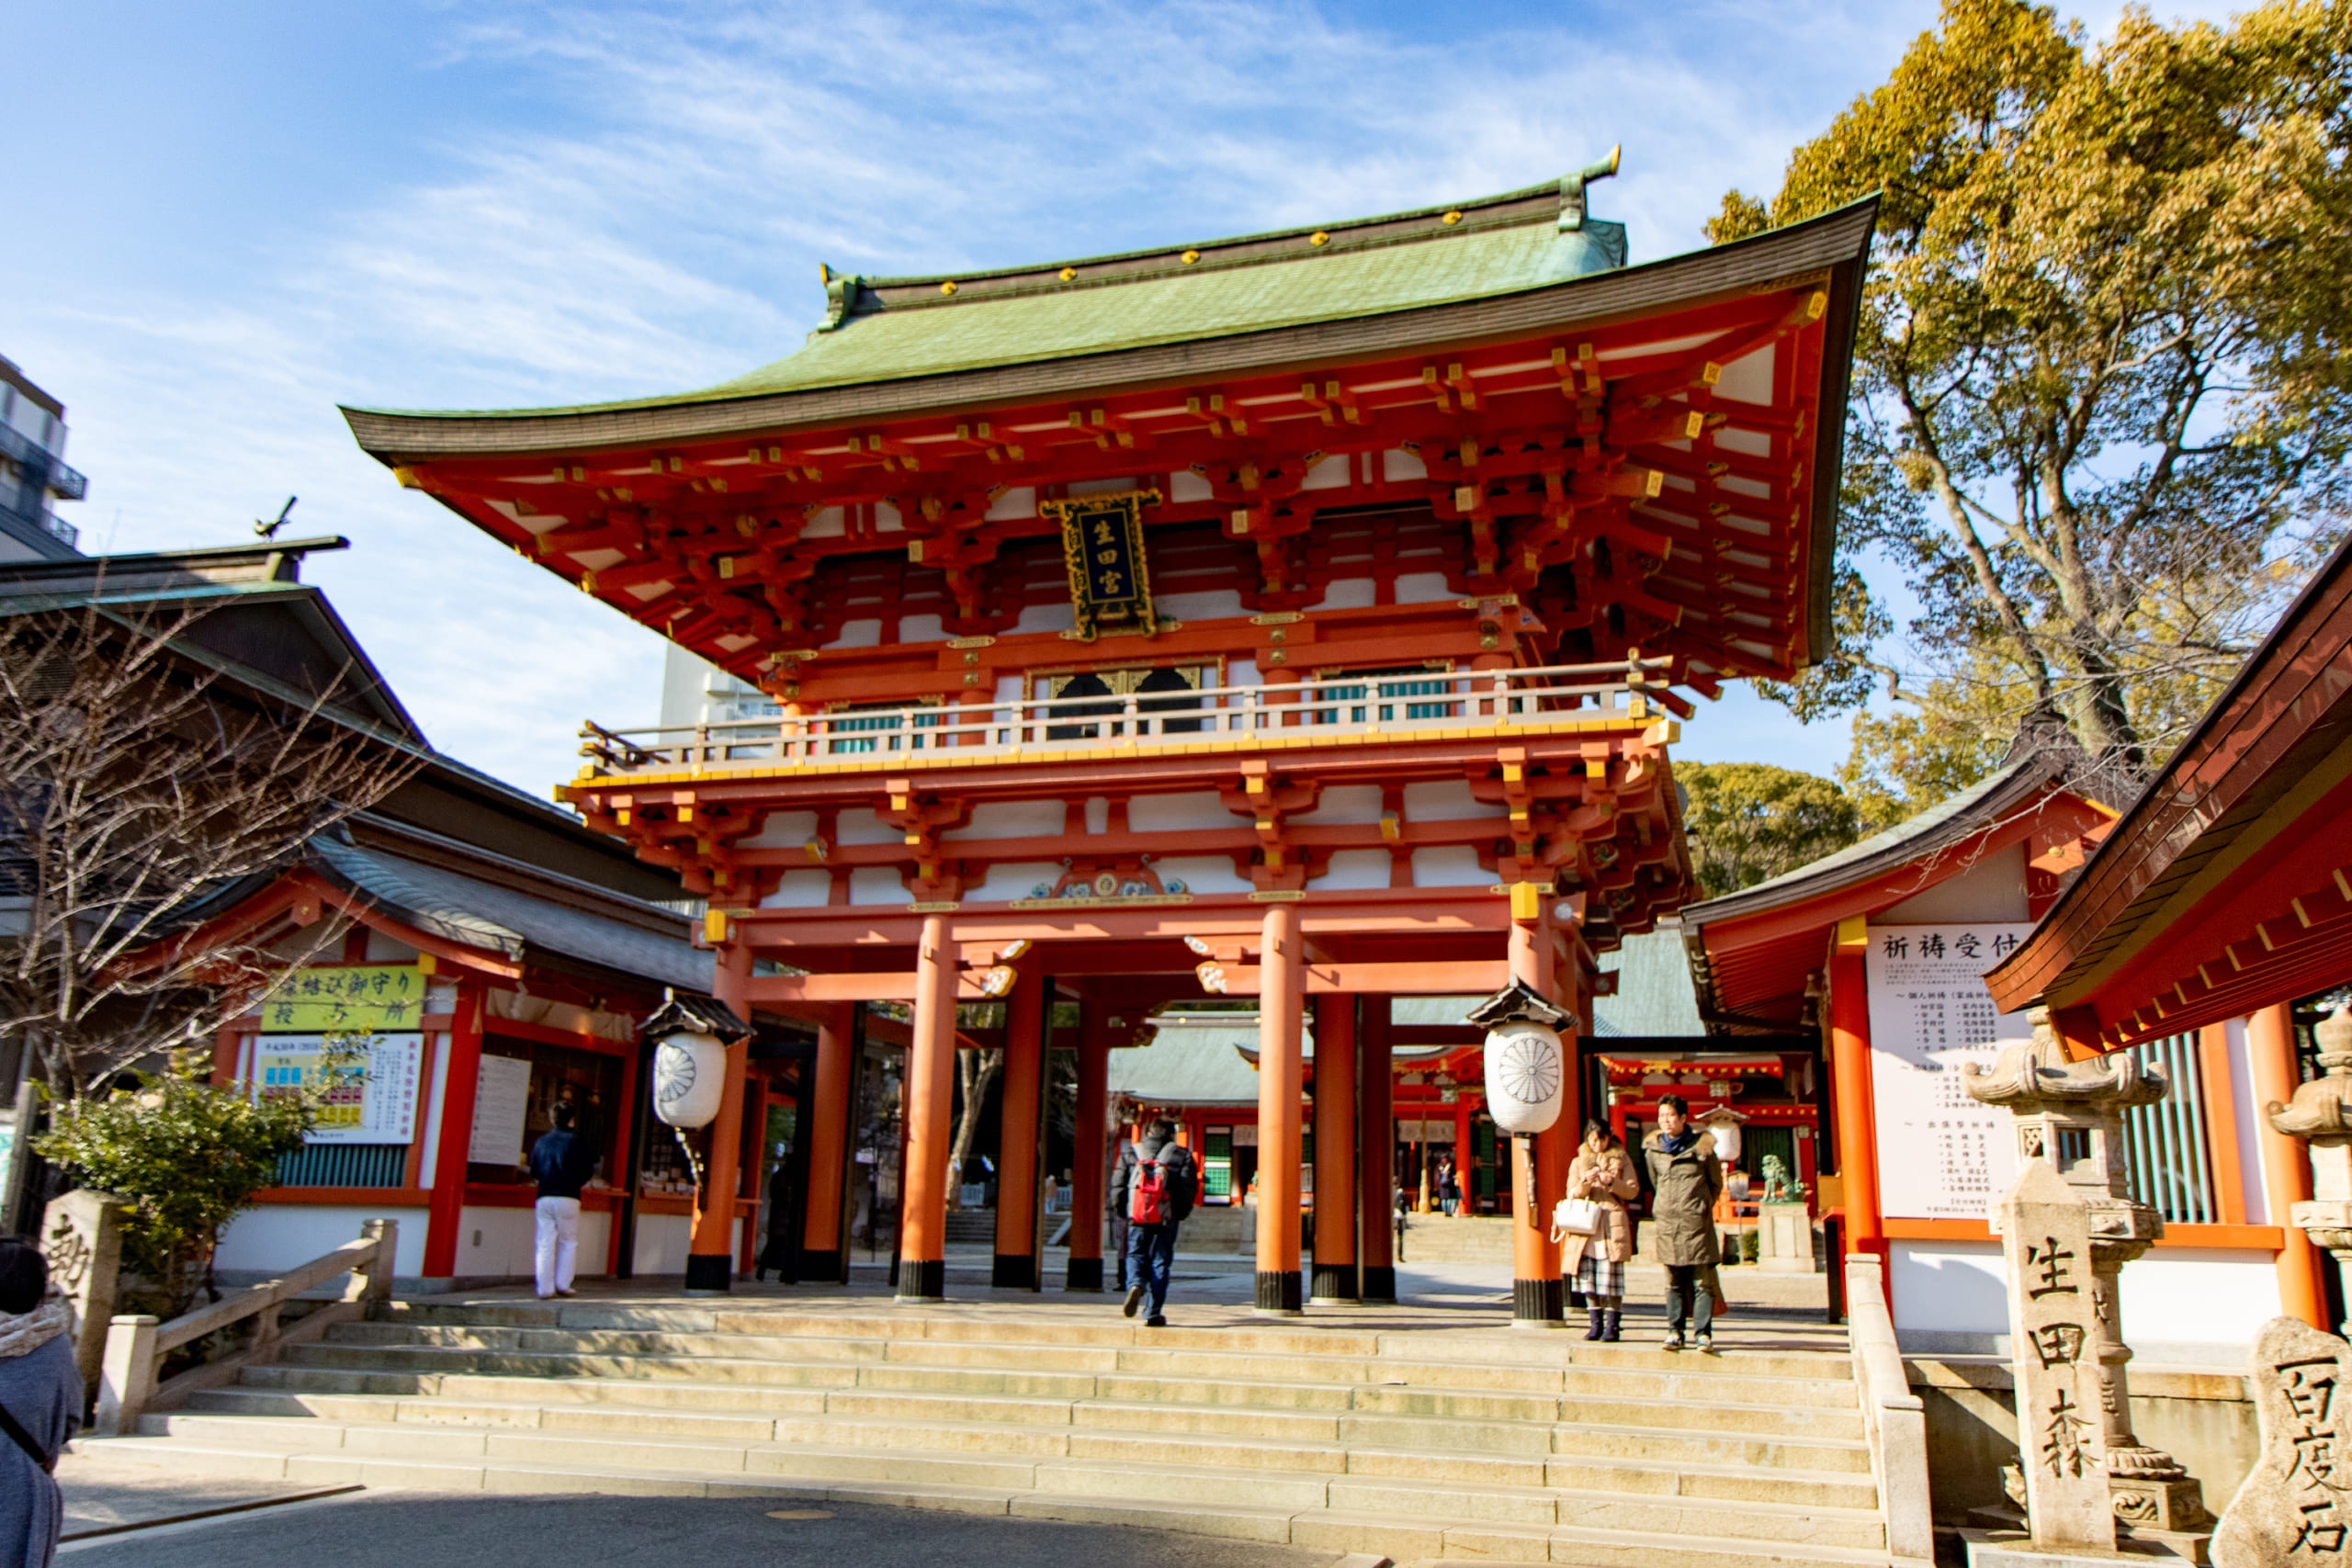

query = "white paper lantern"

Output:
[[1698, 1107, 1743, 1164], [1483, 1021, 1566, 1135], [652, 1030, 728, 1128]]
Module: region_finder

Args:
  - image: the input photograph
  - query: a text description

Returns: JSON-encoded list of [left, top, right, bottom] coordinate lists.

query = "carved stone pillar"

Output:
[[2267, 1004, 2352, 1309], [40, 1188, 125, 1405], [1964, 1010, 2210, 1538]]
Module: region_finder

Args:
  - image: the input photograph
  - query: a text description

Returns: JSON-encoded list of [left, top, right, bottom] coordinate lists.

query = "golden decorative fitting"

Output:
[[1057, 266, 1076, 281], [1442, 210, 1463, 226], [940, 280, 957, 296], [1309, 231, 1329, 246], [1182, 249, 1201, 264]]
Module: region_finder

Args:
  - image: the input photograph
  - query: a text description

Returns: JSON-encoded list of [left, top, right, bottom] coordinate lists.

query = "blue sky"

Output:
[[6, 0, 2238, 795]]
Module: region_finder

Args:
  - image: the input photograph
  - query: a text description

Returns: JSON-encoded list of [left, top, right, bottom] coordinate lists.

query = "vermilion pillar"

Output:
[[899, 914, 957, 1300], [1310, 993, 1359, 1303], [1826, 918, 1883, 1260], [1255, 902, 1306, 1314], [687, 937, 755, 1292], [1359, 996, 1396, 1303], [422, 982, 484, 1280], [2250, 1003, 2330, 1328], [992, 968, 1046, 1290], [1509, 909, 1568, 1325], [799, 1002, 854, 1282], [1067, 1002, 1112, 1292]]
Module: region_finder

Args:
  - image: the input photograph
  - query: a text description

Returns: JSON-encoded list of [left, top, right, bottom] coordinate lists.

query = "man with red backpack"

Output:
[[1111, 1118, 1197, 1326]]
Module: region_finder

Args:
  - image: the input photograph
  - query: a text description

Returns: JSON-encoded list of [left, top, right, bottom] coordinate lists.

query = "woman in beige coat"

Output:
[[1560, 1120, 1638, 1341]]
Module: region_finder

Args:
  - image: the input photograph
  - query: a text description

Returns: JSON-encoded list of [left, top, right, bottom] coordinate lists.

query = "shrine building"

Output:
[[344, 164, 1877, 1322]]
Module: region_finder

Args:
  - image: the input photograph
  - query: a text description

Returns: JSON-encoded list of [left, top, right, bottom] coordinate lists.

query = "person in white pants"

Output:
[[528, 1101, 596, 1299]]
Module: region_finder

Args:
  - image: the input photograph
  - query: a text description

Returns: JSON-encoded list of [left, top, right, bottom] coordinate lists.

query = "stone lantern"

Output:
[[2266, 1004, 2352, 1305], [1963, 1009, 2209, 1540]]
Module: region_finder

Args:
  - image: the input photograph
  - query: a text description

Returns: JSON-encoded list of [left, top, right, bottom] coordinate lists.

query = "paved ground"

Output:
[[57, 1454, 351, 1540], [58, 1490, 1344, 1566]]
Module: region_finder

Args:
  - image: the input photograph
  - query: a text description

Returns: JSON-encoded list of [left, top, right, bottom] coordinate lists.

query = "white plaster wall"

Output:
[[1395, 572, 1453, 604], [1403, 780, 1491, 821], [803, 507, 845, 537], [1384, 449, 1427, 481], [967, 862, 1067, 901], [739, 810, 820, 850], [1890, 1241, 2007, 1353], [849, 867, 909, 905], [1157, 590, 1247, 623], [1293, 785, 1384, 826], [1317, 850, 1394, 890], [1316, 578, 1376, 610], [217, 1204, 430, 1278], [1084, 797, 1110, 835], [986, 487, 1036, 519], [1714, 344, 1775, 405], [631, 1213, 739, 1276], [1153, 856, 1251, 894], [1876, 841, 2030, 923], [1014, 602, 1075, 635], [950, 800, 1067, 840], [834, 809, 899, 846], [1302, 455, 1350, 491], [1169, 471, 1211, 504], [899, 615, 947, 644], [763, 871, 832, 908], [1128, 793, 1234, 834], [2120, 1250, 2283, 1364], [1412, 846, 1491, 887], [361, 931, 419, 964], [829, 619, 881, 649]]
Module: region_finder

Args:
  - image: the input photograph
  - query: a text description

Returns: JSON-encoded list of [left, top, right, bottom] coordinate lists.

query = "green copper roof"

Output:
[[354, 169, 1631, 422]]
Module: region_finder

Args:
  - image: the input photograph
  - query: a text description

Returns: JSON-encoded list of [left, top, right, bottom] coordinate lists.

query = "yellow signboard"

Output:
[[259, 964, 426, 1033]]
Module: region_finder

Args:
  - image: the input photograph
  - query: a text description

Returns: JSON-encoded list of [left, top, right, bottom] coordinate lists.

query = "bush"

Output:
[[35, 1042, 352, 1318], [1740, 1227, 1762, 1264]]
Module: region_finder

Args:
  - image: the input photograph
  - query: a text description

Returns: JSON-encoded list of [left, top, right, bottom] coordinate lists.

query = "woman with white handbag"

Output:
[[1555, 1120, 1639, 1341]]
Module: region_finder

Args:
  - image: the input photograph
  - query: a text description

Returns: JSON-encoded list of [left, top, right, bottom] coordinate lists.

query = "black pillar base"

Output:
[[1512, 1276, 1565, 1325], [1254, 1269, 1303, 1314], [898, 1258, 946, 1300], [990, 1252, 1037, 1289], [682, 1253, 734, 1294], [797, 1247, 842, 1282], [1361, 1265, 1396, 1303], [1065, 1257, 1103, 1292], [1309, 1264, 1359, 1303]]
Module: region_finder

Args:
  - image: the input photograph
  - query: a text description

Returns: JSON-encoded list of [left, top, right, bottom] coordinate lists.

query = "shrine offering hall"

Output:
[[345, 167, 1875, 1320]]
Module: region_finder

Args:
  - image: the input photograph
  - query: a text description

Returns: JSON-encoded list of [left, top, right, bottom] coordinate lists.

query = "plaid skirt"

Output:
[[1573, 1253, 1625, 1299]]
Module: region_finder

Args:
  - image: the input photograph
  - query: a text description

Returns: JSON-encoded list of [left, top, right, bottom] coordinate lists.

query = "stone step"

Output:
[[120, 1412, 1883, 1547], [75, 1434, 1894, 1566]]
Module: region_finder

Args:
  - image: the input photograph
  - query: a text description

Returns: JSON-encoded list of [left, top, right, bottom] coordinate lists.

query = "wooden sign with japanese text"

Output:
[[2000, 1158, 2113, 1551], [1864, 923, 2034, 1219], [259, 964, 426, 1034], [1045, 489, 1160, 641]]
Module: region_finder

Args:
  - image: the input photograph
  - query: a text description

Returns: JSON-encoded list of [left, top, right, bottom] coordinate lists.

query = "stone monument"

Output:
[[1964, 1009, 2211, 1545], [2267, 1004, 2352, 1307], [1757, 1154, 1815, 1273], [39, 1188, 125, 1404], [2214, 1314, 2352, 1567]]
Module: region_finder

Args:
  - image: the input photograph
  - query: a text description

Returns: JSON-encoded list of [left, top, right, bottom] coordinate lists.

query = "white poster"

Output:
[[467, 1055, 533, 1167], [252, 1033, 424, 1145], [1864, 923, 2034, 1220]]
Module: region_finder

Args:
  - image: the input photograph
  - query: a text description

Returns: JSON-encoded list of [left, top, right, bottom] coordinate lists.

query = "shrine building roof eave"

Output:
[[337, 197, 1876, 455], [1984, 532, 2352, 1040], [1677, 751, 2108, 1032]]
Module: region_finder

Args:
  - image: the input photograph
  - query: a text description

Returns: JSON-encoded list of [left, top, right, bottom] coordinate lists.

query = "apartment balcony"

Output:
[[575, 658, 1680, 783]]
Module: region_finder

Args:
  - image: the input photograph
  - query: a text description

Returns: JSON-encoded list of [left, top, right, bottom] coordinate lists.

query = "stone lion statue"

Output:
[[1759, 1153, 1806, 1204]]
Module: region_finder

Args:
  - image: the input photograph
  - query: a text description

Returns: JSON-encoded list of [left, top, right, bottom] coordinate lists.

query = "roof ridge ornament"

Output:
[[818, 264, 863, 333], [1558, 144, 1622, 234]]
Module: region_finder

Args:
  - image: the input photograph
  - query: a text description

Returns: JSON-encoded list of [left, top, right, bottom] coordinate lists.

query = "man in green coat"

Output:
[[1643, 1094, 1724, 1352]]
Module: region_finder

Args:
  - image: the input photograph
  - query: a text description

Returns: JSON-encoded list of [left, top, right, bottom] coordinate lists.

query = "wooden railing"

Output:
[[578, 656, 1678, 776], [96, 1219, 396, 1437]]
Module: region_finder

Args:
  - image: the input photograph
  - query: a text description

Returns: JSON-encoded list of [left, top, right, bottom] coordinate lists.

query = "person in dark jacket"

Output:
[[0, 1239, 81, 1568], [1110, 1120, 1195, 1326], [1643, 1094, 1724, 1352], [528, 1101, 598, 1299]]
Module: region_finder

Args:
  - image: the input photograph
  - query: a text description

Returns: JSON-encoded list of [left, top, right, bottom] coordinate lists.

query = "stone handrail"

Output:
[[1845, 1252, 1933, 1566], [96, 1219, 396, 1437]]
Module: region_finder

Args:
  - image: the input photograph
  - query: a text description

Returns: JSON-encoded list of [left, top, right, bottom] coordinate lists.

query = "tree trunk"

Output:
[[945, 1048, 1001, 1209]]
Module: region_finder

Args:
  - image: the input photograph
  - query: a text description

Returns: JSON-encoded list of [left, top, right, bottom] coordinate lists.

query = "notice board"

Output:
[[1864, 922, 2034, 1220], [468, 1055, 533, 1168]]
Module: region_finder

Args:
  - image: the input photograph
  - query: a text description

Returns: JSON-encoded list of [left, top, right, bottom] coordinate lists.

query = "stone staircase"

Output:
[[78, 1292, 1890, 1565]]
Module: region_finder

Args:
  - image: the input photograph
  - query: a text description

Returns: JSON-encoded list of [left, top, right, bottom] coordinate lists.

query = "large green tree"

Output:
[[1678, 762, 1868, 898], [1717, 0, 2352, 795]]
